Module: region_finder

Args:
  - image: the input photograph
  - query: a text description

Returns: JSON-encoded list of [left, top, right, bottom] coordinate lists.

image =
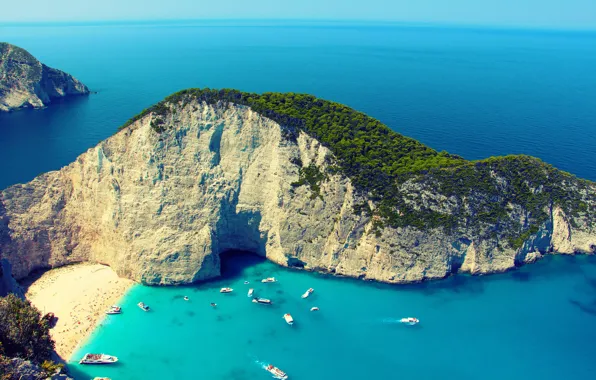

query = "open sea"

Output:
[[1, 21, 596, 379]]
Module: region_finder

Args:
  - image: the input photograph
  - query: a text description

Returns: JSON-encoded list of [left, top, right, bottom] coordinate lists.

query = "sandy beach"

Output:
[[25, 263, 134, 361]]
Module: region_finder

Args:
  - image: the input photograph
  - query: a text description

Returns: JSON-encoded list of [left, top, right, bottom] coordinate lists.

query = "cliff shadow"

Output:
[[219, 250, 267, 279]]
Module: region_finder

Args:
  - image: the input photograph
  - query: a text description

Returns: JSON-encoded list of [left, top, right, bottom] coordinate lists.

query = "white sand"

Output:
[[25, 263, 134, 360]]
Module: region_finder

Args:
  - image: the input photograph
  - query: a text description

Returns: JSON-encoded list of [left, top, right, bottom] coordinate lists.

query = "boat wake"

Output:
[[380, 317, 420, 326], [381, 317, 404, 325]]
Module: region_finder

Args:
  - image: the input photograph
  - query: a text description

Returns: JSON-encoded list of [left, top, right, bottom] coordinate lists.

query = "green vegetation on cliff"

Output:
[[120, 89, 593, 240], [0, 294, 64, 379], [0, 294, 54, 361]]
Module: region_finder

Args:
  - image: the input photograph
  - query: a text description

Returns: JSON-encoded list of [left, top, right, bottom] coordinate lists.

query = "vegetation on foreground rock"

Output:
[[120, 89, 594, 241], [0, 294, 63, 379]]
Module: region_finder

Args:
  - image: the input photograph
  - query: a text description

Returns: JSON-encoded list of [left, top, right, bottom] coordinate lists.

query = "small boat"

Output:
[[183, 296, 189, 301], [301, 288, 314, 299], [247, 288, 254, 297], [93, 378, 111, 380], [106, 305, 121, 315], [79, 353, 118, 365], [310, 307, 319, 312], [137, 302, 150, 311], [244, 281, 250, 285], [220, 287, 233, 293], [264, 364, 288, 380], [400, 317, 419, 325], [261, 277, 277, 283], [283, 313, 294, 326], [210, 302, 217, 308], [252, 297, 272, 305]]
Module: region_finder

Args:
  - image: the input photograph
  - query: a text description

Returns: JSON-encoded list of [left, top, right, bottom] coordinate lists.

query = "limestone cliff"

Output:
[[0, 42, 89, 112], [0, 95, 595, 285]]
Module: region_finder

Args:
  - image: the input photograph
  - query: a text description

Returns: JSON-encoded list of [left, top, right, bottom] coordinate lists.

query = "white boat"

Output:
[[79, 353, 118, 365], [261, 277, 277, 283], [252, 297, 272, 305], [183, 296, 189, 301], [264, 364, 288, 380], [283, 313, 294, 326], [247, 288, 254, 297], [137, 302, 150, 311], [244, 280, 250, 285], [310, 307, 319, 312], [105, 305, 121, 315], [220, 287, 233, 293], [93, 378, 111, 380], [400, 317, 419, 325], [301, 288, 314, 299]]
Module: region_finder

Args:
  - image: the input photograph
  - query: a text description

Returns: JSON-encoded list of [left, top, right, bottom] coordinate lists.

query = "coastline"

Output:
[[24, 263, 134, 361]]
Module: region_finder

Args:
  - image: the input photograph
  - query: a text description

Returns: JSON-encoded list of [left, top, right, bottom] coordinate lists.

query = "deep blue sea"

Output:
[[1, 21, 596, 379]]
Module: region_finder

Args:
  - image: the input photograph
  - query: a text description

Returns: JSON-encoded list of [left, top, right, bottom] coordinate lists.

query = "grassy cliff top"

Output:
[[120, 88, 594, 235], [0, 42, 43, 87]]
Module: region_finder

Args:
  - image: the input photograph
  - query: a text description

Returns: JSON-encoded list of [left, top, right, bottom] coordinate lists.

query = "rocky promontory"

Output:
[[0, 42, 89, 112], [0, 89, 595, 285]]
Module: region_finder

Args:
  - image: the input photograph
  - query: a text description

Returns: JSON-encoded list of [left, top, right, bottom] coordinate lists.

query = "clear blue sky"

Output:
[[1, 0, 595, 30]]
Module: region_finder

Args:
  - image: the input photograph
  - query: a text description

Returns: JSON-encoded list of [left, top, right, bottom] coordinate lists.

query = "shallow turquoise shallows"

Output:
[[2, 21, 596, 380], [68, 253, 596, 380]]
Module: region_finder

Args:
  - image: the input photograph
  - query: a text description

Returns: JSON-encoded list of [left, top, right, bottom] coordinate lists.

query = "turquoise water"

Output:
[[68, 253, 596, 380], [1, 21, 596, 379]]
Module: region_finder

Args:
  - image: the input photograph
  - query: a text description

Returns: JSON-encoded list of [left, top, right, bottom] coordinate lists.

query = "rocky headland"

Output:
[[0, 42, 89, 112], [0, 89, 595, 285]]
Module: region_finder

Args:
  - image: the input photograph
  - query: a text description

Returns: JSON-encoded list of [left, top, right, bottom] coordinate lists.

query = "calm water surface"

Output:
[[68, 253, 596, 380], [1, 21, 596, 379]]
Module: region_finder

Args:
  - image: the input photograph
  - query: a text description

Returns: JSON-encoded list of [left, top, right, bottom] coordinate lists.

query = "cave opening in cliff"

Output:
[[219, 250, 267, 279]]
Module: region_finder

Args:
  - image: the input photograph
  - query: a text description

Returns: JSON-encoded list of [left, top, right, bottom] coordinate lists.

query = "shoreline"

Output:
[[24, 263, 134, 361]]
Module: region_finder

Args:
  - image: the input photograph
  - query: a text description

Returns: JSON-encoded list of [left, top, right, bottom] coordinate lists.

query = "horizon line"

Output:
[[1, 18, 596, 33]]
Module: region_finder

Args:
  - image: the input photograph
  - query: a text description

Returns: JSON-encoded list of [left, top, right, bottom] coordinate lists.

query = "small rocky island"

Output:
[[0, 89, 595, 285], [0, 42, 89, 112]]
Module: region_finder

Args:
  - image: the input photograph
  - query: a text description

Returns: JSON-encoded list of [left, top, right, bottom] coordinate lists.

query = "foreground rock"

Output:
[[0, 357, 72, 380], [0, 42, 89, 112], [0, 92, 595, 285]]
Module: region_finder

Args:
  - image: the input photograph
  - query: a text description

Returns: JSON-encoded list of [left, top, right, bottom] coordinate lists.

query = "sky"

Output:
[[1, 0, 595, 30]]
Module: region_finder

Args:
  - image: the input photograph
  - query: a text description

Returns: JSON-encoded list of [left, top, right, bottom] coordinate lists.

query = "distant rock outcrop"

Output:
[[0, 42, 89, 112], [0, 90, 595, 285]]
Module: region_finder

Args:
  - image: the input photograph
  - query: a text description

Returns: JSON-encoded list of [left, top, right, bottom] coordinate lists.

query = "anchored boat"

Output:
[[220, 287, 233, 293], [283, 313, 294, 326], [183, 296, 189, 301], [261, 277, 277, 283], [301, 288, 314, 299], [137, 302, 150, 312], [400, 317, 419, 325], [310, 307, 319, 312], [106, 305, 121, 315], [79, 353, 118, 365], [252, 297, 272, 305], [264, 364, 288, 380], [247, 288, 254, 297]]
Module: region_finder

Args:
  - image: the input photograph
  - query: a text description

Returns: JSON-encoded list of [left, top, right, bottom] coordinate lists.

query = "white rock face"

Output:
[[1, 101, 595, 284]]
